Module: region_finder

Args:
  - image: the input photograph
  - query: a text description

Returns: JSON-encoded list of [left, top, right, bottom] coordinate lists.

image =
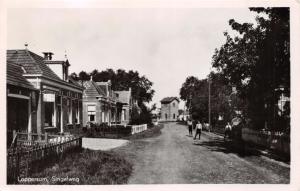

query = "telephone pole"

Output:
[[208, 72, 211, 132]]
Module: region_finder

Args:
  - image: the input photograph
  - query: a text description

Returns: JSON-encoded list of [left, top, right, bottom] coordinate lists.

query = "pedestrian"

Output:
[[224, 122, 232, 139], [194, 120, 202, 140], [187, 118, 193, 136]]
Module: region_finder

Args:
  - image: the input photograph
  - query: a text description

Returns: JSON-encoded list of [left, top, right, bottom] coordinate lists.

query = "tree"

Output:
[[70, 72, 78, 80], [78, 71, 90, 80], [90, 69, 154, 105], [179, 71, 247, 127], [73, 69, 155, 125], [180, 76, 209, 121], [78, 71, 90, 86], [212, 8, 290, 131], [180, 76, 200, 109]]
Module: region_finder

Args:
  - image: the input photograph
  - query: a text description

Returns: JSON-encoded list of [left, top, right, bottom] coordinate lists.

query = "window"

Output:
[[44, 93, 55, 127], [88, 105, 96, 122], [122, 109, 126, 121], [74, 100, 79, 123], [165, 113, 168, 119], [173, 102, 176, 107], [67, 99, 72, 124], [173, 113, 176, 119]]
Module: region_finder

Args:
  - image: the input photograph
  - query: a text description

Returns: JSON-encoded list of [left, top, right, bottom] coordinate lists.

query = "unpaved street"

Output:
[[114, 122, 289, 184]]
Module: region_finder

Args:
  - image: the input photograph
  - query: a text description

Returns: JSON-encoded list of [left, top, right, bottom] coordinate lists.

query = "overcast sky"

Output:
[[7, 8, 258, 108]]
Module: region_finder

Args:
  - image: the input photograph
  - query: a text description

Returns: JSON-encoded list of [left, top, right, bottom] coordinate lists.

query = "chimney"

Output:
[[43, 52, 54, 60]]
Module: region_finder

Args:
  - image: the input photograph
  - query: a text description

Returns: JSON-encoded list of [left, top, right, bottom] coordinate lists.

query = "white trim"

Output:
[[8, 93, 30, 99], [43, 85, 60, 92], [26, 76, 82, 93], [23, 74, 42, 77], [42, 78, 82, 93]]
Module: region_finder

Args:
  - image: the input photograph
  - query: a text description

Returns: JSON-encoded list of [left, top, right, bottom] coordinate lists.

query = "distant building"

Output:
[[6, 49, 83, 145], [160, 97, 180, 121]]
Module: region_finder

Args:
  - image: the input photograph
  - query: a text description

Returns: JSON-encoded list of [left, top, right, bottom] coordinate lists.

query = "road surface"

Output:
[[114, 122, 290, 184]]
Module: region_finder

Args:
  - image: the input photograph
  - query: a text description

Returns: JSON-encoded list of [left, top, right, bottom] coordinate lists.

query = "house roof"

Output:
[[7, 49, 83, 90], [160, 97, 180, 104], [114, 90, 131, 104], [83, 81, 107, 98], [68, 76, 82, 87], [6, 61, 37, 90], [7, 49, 61, 80], [96, 82, 109, 96]]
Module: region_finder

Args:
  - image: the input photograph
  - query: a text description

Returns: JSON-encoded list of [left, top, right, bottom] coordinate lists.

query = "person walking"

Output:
[[194, 120, 202, 140], [187, 118, 193, 136], [224, 122, 232, 140]]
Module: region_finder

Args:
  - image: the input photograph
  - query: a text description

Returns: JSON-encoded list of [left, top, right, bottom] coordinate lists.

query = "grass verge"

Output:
[[26, 148, 132, 185]]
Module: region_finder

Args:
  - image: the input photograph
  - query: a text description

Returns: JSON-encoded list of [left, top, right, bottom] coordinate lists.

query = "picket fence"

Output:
[[131, 124, 148, 134], [7, 135, 82, 184]]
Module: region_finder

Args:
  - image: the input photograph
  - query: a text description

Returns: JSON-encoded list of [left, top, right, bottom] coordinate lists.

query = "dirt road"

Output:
[[114, 122, 289, 184]]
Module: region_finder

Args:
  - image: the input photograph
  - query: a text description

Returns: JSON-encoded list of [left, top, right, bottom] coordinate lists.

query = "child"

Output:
[[187, 118, 193, 136], [194, 121, 202, 140]]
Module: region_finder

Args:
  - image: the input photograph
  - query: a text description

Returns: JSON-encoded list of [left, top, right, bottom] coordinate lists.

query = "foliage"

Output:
[[130, 103, 156, 125], [211, 8, 290, 131], [179, 73, 235, 124], [90, 69, 155, 104]]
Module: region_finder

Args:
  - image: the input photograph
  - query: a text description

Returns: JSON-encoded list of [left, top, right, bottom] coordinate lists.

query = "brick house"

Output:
[[82, 80, 133, 126], [160, 97, 180, 121], [82, 80, 118, 126], [6, 49, 83, 145]]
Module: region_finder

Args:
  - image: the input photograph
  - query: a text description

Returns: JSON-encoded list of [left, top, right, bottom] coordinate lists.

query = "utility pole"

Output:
[[188, 93, 192, 119], [208, 73, 211, 132]]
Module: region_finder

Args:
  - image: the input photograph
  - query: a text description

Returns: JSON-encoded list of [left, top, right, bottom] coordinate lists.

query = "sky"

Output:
[[7, 8, 258, 109]]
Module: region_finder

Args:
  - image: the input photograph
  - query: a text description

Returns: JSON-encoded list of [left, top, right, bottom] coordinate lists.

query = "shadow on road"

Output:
[[195, 137, 261, 158]]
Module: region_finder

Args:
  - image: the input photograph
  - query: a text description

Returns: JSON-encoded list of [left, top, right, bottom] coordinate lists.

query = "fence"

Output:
[[7, 136, 82, 184], [82, 123, 148, 138], [11, 130, 74, 148], [242, 128, 290, 155], [131, 124, 148, 134]]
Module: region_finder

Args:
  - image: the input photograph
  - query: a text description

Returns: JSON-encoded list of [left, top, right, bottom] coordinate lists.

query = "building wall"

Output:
[[46, 64, 63, 80], [160, 100, 179, 121], [82, 98, 100, 126]]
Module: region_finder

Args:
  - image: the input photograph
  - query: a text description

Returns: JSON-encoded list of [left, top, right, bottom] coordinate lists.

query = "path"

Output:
[[114, 122, 289, 184]]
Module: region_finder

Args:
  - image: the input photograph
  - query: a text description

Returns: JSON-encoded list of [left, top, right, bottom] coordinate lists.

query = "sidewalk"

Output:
[[82, 138, 129, 151], [204, 131, 290, 166]]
